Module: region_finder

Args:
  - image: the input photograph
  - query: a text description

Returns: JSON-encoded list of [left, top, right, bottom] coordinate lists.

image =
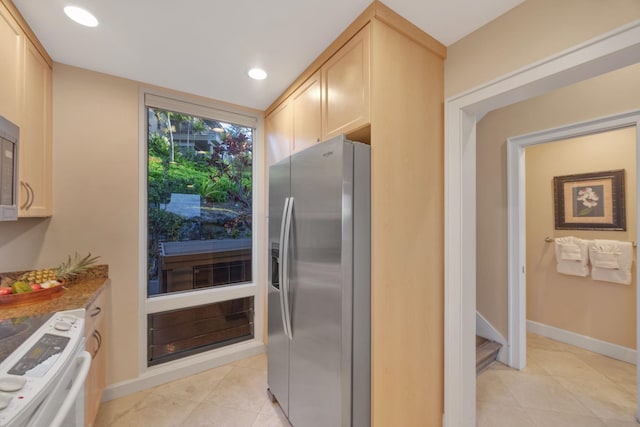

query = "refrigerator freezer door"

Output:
[[267, 157, 291, 415], [288, 136, 352, 427]]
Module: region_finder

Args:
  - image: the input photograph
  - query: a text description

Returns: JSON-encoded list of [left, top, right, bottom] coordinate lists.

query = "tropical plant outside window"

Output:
[[147, 107, 253, 297]]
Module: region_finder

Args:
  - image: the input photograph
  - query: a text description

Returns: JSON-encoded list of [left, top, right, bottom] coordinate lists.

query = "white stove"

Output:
[[0, 309, 91, 427]]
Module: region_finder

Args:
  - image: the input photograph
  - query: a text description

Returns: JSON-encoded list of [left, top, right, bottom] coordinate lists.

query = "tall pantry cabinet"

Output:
[[264, 2, 446, 426], [0, 0, 52, 217]]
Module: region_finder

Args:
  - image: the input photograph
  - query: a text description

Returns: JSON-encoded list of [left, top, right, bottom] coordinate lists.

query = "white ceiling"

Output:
[[13, 0, 523, 111]]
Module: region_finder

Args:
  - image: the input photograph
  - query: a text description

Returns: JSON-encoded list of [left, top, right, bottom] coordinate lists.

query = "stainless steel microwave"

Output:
[[0, 115, 19, 221]]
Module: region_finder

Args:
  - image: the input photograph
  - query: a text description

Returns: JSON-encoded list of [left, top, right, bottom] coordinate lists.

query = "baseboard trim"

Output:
[[527, 320, 636, 365], [102, 339, 266, 402], [476, 311, 508, 364]]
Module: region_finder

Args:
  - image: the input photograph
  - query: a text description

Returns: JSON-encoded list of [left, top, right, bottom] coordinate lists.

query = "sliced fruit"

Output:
[[0, 288, 12, 296], [40, 280, 61, 289], [11, 281, 32, 294]]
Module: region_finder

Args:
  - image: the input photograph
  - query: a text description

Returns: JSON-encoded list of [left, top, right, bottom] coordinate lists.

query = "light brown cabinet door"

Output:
[[19, 40, 51, 217], [85, 289, 107, 427], [0, 4, 22, 124], [292, 71, 322, 153], [322, 24, 370, 139], [265, 99, 292, 166]]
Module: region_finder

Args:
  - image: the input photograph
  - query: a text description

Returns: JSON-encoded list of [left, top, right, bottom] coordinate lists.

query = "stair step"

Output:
[[476, 337, 501, 374]]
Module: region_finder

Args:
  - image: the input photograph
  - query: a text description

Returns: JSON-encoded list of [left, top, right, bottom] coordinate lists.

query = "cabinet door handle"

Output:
[[25, 182, 34, 209], [91, 330, 102, 358], [19, 182, 30, 210], [90, 306, 102, 317]]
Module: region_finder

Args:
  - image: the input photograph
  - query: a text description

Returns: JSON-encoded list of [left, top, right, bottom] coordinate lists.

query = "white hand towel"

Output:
[[555, 237, 589, 277], [589, 239, 633, 285], [556, 261, 590, 277], [591, 251, 619, 269], [559, 243, 583, 261]]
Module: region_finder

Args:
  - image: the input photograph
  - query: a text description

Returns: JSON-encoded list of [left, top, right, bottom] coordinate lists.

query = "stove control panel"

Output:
[[0, 309, 85, 427]]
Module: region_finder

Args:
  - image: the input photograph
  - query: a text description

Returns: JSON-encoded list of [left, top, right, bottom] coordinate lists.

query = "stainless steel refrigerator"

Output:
[[267, 135, 370, 427]]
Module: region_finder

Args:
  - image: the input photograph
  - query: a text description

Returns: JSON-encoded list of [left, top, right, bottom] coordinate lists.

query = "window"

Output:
[[147, 107, 253, 297], [142, 93, 261, 366], [147, 297, 255, 366]]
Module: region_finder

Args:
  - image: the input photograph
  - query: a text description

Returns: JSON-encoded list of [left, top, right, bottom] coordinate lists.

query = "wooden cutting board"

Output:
[[0, 286, 64, 308]]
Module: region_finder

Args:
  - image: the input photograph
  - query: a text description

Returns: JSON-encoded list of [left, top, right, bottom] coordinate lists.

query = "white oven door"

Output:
[[25, 350, 91, 427]]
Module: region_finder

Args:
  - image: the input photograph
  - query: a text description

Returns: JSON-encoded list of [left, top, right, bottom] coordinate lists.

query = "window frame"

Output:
[[138, 89, 265, 374]]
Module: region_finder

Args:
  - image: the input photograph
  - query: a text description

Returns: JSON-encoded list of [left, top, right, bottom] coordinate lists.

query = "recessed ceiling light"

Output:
[[248, 68, 267, 80], [64, 6, 99, 27]]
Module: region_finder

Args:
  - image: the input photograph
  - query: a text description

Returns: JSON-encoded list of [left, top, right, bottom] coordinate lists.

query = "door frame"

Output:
[[443, 20, 640, 427], [506, 111, 640, 371]]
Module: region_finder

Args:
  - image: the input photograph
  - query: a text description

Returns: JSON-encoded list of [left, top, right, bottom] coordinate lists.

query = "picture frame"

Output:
[[553, 169, 626, 230]]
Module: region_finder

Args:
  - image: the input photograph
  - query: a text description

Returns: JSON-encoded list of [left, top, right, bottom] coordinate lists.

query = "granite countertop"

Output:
[[0, 265, 109, 320]]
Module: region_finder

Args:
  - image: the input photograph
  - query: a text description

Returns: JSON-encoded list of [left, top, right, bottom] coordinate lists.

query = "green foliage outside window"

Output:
[[146, 107, 253, 286]]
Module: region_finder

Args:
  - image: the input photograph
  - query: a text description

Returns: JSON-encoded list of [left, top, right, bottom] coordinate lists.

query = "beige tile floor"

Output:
[[94, 352, 291, 427], [478, 333, 639, 427], [95, 333, 639, 426]]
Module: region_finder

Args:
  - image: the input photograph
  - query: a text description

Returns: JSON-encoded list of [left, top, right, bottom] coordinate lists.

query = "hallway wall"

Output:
[[475, 63, 640, 340], [526, 127, 636, 348]]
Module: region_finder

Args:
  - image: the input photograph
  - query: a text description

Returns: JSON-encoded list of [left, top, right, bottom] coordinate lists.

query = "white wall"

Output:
[[0, 63, 263, 386]]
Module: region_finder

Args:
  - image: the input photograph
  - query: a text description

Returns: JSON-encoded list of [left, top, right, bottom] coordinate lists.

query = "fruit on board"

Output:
[[18, 253, 100, 284], [11, 281, 32, 294], [29, 284, 42, 291], [0, 287, 12, 296], [40, 280, 61, 289]]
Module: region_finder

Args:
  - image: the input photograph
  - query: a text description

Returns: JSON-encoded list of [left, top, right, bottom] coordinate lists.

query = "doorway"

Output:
[[443, 21, 640, 427], [507, 113, 640, 370]]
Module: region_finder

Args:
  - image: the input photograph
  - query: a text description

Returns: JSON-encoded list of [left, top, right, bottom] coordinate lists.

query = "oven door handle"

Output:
[[49, 350, 92, 427]]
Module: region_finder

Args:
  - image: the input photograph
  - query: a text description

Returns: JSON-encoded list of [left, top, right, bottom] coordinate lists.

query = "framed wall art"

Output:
[[553, 169, 626, 230]]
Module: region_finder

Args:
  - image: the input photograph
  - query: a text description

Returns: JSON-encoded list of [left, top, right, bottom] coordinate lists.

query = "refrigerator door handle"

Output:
[[279, 197, 293, 340], [281, 197, 295, 340]]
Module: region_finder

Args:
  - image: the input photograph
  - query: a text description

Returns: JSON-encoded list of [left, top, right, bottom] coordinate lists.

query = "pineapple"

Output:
[[19, 253, 100, 284]]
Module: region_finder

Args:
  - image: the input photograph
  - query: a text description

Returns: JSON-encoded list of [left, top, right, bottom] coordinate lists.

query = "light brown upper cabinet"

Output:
[[322, 25, 370, 140], [265, 30, 369, 161], [265, 98, 292, 166], [292, 70, 322, 153], [265, 70, 322, 165], [0, 4, 22, 125], [20, 40, 52, 217], [0, 0, 52, 217]]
